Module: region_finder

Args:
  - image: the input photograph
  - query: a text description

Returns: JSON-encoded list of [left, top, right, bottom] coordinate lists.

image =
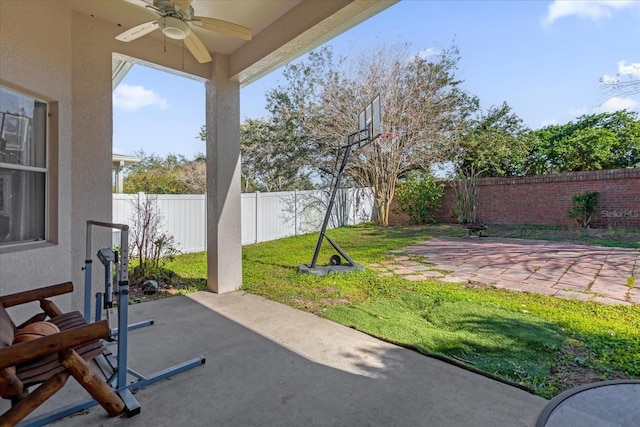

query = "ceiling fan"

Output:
[[116, 0, 252, 64]]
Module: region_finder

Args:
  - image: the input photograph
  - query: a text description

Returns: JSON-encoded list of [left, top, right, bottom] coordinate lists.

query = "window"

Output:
[[0, 86, 48, 246]]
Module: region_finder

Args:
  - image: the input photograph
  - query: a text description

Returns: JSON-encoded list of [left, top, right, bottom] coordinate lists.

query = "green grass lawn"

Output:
[[165, 223, 640, 399]]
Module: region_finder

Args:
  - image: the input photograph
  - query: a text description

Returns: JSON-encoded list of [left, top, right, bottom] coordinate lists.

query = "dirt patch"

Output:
[[128, 272, 206, 304], [290, 286, 352, 314], [549, 340, 628, 394], [465, 280, 493, 289]]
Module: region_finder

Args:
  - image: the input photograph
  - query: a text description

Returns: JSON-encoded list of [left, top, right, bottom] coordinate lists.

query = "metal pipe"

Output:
[[83, 261, 92, 322]]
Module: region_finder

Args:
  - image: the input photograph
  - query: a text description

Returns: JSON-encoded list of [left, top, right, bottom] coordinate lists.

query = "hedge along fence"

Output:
[[389, 168, 640, 228]]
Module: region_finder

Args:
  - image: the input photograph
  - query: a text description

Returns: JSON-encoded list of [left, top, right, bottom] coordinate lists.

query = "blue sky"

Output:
[[113, 0, 640, 160]]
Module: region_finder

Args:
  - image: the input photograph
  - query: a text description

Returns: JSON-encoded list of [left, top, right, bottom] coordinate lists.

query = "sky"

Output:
[[113, 0, 640, 160]]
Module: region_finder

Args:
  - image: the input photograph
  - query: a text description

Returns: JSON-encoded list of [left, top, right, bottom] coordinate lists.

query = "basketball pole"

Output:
[[309, 133, 359, 268]]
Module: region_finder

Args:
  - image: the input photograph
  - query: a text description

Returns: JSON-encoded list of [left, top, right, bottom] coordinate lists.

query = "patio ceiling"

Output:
[[66, 0, 398, 86]]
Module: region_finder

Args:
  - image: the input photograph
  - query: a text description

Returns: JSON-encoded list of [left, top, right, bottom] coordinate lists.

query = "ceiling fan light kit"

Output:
[[160, 16, 190, 40]]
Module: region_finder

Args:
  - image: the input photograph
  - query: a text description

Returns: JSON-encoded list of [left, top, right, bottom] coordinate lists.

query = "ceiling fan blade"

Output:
[[116, 20, 159, 42], [184, 32, 213, 63], [191, 16, 252, 41]]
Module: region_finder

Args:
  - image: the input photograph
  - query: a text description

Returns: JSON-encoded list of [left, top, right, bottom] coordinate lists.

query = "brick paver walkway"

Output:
[[369, 237, 640, 305]]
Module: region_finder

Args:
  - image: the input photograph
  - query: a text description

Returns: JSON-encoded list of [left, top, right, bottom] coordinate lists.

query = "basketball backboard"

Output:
[[357, 94, 382, 148]]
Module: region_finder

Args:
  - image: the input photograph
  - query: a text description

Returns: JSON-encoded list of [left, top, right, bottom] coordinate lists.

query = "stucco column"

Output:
[[205, 54, 242, 293]]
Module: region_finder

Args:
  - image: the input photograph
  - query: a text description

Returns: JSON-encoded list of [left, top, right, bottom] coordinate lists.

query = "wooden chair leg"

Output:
[[59, 350, 125, 417], [0, 372, 69, 427]]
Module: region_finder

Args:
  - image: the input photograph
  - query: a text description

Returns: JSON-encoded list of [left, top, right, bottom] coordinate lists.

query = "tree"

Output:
[[240, 119, 313, 192], [123, 152, 190, 194], [523, 110, 640, 174], [452, 102, 531, 177], [200, 115, 313, 193], [444, 102, 530, 223], [176, 155, 207, 193], [271, 44, 476, 226], [123, 151, 207, 194]]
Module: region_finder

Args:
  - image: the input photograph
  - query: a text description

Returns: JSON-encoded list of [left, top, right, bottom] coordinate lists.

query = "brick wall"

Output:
[[389, 169, 640, 228]]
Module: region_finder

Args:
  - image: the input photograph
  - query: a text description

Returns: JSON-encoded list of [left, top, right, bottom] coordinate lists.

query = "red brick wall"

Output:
[[390, 169, 640, 228]]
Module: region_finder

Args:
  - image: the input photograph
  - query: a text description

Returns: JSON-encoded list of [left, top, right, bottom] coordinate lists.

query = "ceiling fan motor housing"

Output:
[[154, 0, 194, 19], [160, 16, 191, 40]]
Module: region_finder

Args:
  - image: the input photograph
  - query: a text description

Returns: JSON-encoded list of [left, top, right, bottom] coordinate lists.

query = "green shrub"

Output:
[[569, 191, 599, 228], [393, 173, 444, 224]]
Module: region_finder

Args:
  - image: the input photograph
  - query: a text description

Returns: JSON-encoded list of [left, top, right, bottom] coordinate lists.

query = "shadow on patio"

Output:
[[8, 292, 547, 426]]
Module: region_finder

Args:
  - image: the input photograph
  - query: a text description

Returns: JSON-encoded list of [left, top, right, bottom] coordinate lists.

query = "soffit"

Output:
[[65, 0, 397, 85]]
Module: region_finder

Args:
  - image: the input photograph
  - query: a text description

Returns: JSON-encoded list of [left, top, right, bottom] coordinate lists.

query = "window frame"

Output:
[[0, 84, 50, 248]]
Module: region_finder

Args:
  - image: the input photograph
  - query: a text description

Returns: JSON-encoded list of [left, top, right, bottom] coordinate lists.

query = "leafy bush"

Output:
[[569, 191, 599, 228], [393, 173, 444, 223]]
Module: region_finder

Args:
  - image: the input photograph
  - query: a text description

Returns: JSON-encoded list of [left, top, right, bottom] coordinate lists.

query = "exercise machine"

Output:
[[85, 220, 205, 416], [21, 220, 205, 426]]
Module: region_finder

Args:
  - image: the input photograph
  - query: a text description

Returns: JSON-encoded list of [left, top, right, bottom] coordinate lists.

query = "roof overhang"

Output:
[[64, 0, 397, 87], [112, 154, 141, 168]]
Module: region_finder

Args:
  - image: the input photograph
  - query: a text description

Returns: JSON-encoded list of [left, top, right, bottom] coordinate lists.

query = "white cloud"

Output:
[[600, 61, 640, 86], [598, 96, 638, 112], [543, 0, 635, 25], [417, 47, 440, 60], [600, 74, 619, 84], [113, 83, 168, 112], [618, 61, 640, 78]]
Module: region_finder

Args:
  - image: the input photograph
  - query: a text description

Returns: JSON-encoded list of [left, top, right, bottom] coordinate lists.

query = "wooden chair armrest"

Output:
[[0, 282, 73, 308], [0, 320, 108, 370]]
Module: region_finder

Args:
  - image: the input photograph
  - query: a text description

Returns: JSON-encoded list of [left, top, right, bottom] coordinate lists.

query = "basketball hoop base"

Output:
[[298, 263, 365, 276]]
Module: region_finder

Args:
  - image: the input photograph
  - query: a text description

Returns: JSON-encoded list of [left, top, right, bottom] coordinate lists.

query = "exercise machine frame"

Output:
[[20, 220, 205, 426]]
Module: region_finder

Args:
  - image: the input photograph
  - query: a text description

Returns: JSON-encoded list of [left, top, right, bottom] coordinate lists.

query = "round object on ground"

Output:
[[142, 279, 159, 295], [13, 321, 60, 344], [329, 254, 342, 266]]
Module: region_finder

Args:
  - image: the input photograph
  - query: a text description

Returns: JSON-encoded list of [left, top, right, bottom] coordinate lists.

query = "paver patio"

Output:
[[375, 237, 639, 305]]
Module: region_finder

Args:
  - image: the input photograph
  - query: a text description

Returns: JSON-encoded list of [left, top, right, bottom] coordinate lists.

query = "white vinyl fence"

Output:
[[112, 188, 374, 254]]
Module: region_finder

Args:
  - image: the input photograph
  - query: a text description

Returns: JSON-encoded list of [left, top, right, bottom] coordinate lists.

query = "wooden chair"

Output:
[[0, 282, 125, 425]]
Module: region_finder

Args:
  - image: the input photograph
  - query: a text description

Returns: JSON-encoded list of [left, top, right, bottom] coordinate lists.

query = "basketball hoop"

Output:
[[299, 94, 383, 276]]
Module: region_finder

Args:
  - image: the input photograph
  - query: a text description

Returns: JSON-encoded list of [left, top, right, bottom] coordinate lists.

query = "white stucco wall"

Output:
[[0, 1, 245, 319], [0, 1, 75, 316], [0, 3, 207, 316], [68, 10, 119, 313]]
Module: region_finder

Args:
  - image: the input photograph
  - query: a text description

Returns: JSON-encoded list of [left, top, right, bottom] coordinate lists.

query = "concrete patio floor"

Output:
[[20, 291, 547, 426], [373, 237, 640, 305]]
